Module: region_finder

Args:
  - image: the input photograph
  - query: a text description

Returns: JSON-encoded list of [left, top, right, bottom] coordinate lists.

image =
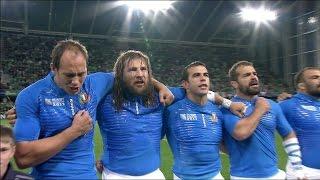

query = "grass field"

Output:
[[1, 121, 287, 179]]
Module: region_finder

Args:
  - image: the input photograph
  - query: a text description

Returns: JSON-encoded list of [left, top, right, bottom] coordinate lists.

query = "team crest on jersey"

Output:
[[211, 113, 218, 122], [79, 92, 90, 104], [301, 105, 317, 111], [45, 98, 65, 106], [180, 113, 197, 121]]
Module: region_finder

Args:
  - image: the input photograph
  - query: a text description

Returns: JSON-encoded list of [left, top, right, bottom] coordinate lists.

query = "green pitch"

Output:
[[1, 121, 287, 179], [94, 125, 288, 179]]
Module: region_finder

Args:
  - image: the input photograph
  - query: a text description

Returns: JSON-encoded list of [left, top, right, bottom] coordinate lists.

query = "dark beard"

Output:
[[123, 80, 152, 97], [308, 91, 320, 98], [306, 84, 320, 98], [239, 85, 260, 96]]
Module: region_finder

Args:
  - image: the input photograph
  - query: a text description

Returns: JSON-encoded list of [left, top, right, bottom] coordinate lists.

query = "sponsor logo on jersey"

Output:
[[180, 113, 197, 121], [301, 105, 317, 111], [45, 98, 65, 106]]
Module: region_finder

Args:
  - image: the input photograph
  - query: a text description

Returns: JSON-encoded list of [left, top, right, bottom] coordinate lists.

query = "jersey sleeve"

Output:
[[14, 89, 41, 142], [88, 72, 114, 101], [169, 87, 186, 102], [279, 100, 296, 129], [271, 100, 293, 137], [221, 108, 240, 135]]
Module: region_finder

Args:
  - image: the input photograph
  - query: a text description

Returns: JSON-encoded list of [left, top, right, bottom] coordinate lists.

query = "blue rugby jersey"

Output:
[[164, 97, 223, 179], [97, 93, 165, 176], [280, 93, 320, 169], [14, 72, 114, 179], [222, 96, 293, 178]]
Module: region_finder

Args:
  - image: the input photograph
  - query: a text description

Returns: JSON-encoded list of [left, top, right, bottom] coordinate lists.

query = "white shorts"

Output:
[[173, 172, 224, 180], [286, 162, 320, 179], [230, 169, 285, 180], [101, 167, 165, 180]]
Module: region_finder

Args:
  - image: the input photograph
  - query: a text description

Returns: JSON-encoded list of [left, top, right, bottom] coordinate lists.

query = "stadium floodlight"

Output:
[[308, 16, 317, 24], [240, 7, 277, 23], [121, 1, 175, 13]]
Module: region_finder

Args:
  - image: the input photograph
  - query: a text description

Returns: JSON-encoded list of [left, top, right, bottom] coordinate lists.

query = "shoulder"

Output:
[[16, 76, 48, 103], [87, 72, 114, 81], [278, 98, 295, 111], [220, 107, 233, 115], [167, 98, 186, 111]]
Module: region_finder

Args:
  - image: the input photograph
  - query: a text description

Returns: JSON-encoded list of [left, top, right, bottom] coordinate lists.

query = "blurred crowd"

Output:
[[0, 32, 289, 114]]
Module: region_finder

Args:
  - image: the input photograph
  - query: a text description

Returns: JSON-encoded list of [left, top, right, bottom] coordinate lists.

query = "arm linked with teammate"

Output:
[[208, 91, 246, 117]]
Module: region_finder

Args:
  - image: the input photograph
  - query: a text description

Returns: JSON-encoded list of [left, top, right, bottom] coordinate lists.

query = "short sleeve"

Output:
[[221, 108, 240, 135], [271, 100, 293, 137], [14, 89, 41, 142], [88, 72, 114, 101], [169, 87, 185, 102]]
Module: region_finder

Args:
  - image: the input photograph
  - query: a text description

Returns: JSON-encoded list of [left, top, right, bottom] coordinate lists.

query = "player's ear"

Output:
[[50, 63, 57, 74], [230, 81, 238, 89], [182, 80, 189, 89], [297, 82, 305, 90]]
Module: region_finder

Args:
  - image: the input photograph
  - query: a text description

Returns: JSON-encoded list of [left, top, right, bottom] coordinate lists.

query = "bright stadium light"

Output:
[[240, 7, 277, 23], [121, 1, 175, 13], [308, 16, 317, 24]]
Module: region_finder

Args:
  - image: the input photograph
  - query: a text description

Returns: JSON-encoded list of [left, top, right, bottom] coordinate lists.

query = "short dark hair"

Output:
[[181, 61, 207, 82], [228, 61, 253, 81], [294, 67, 320, 89], [0, 125, 15, 144], [51, 39, 88, 69]]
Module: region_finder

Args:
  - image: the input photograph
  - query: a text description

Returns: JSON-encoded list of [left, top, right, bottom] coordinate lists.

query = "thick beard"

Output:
[[125, 81, 150, 96], [306, 84, 320, 98], [307, 90, 320, 98], [239, 85, 260, 96]]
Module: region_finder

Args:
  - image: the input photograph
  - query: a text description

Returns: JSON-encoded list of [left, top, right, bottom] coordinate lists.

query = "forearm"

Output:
[[282, 132, 304, 178], [233, 109, 264, 140], [15, 127, 81, 168], [152, 78, 166, 91], [152, 78, 174, 105], [283, 131, 296, 140]]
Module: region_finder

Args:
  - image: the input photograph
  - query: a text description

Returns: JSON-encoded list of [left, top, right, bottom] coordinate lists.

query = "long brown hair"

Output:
[[113, 50, 156, 111]]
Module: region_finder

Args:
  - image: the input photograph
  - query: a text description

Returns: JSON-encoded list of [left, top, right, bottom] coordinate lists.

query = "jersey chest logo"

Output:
[[44, 98, 65, 106], [180, 113, 197, 121]]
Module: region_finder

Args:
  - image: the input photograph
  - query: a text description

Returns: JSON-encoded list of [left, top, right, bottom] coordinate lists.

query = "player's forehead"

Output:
[[188, 65, 208, 74], [303, 69, 320, 78], [125, 58, 147, 69], [236, 65, 256, 76]]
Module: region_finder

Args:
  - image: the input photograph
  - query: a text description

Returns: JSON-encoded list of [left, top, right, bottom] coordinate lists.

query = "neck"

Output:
[[236, 90, 256, 100], [187, 93, 208, 105]]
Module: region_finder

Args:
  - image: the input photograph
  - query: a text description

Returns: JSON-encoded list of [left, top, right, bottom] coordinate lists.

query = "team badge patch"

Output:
[[79, 92, 90, 104], [211, 113, 217, 122]]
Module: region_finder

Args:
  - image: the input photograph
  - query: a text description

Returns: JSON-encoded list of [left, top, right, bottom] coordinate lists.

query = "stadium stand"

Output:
[[0, 32, 290, 114]]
